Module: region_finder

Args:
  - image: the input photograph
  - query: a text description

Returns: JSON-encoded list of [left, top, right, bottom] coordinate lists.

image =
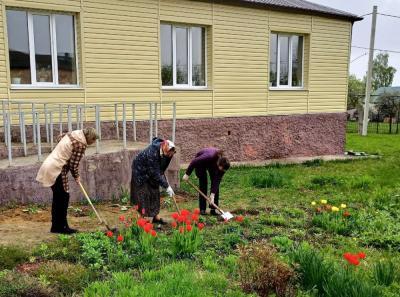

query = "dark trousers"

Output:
[[51, 174, 70, 229], [196, 170, 219, 211]]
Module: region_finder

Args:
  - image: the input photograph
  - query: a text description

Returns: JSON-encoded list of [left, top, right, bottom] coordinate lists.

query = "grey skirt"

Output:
[[130, 175, 160, 217]]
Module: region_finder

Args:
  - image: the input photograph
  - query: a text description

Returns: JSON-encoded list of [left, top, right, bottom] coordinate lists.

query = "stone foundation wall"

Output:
[[0, 148, 180, 205]]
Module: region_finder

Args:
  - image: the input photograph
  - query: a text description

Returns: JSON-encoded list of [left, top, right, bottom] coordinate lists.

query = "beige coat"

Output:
[[36, 130, 87, 188]]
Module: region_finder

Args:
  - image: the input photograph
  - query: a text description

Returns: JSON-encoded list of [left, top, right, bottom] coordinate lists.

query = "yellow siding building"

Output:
[[0, 0, 361, 161]]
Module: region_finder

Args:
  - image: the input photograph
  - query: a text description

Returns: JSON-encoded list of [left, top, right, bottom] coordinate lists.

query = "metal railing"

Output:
[[1, 100, 177, 166]]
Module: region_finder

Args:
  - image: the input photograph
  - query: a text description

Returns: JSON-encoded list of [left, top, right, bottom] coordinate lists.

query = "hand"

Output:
[[182, 174, 189, 181], [166, 186, 175, 197], [209, 193, 215, 205], [75, 176, 81, 184]]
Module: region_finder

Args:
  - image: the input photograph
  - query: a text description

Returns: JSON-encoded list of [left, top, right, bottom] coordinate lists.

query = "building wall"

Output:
[[0, 0, 352, 121]]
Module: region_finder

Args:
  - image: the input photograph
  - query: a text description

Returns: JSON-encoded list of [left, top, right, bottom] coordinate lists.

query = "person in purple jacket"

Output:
[[182, 148, 230, 215]]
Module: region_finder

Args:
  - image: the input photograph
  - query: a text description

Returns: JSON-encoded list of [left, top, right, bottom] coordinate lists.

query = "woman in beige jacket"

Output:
[[36, 128, 98, 234]]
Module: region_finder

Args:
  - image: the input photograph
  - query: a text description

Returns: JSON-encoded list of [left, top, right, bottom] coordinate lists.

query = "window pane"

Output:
[[279, 35, 289, 86], [176, 27, 188, 85], [7, 10, 31, 84], [33, 15, 53, 83], [291, 36, 303, 87], [269, 33, 277, 87], [56, 15, 77, 85], [161, 24, 173, 86], [192, 27, 205, 86]]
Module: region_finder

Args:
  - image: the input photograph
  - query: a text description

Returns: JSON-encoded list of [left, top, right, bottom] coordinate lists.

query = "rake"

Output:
[[186, 179, 234, 221]]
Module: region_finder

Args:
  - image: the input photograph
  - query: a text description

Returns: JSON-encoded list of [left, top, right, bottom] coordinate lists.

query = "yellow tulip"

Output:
[[331, 206, 339, 212], [311, 201, 316, 206], [320, 199, 327, 204], [340, 204, 347, 209]]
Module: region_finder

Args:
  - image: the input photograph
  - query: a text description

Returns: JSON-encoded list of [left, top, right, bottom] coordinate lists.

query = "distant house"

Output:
[[1, 0, 361, 161]]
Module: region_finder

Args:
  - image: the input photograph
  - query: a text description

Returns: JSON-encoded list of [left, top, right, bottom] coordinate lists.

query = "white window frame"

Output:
[[269, 33, 304, 90], [8, 10, 79, 88], [162, 24, 207, 90]]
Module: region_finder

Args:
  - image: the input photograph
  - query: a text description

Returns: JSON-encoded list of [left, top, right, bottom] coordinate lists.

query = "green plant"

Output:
[[0, 245, 30, 270], [309, 176, 345, 188], [271, 235, 294, 252], [372, 259, 396, 286], [262, 215, 287, 226], [0, 270, 53, 297], [303, 159, 324, 167], [34, 260, 95, 296], [312, 211, 354, 236], [33, 234, 81, 262], [238, 242, 296, 297], [248, 169, 290, 188], [351, 175, 374, 190]]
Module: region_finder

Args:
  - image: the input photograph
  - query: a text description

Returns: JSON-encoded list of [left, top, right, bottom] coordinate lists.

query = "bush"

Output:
[[249, 169, 290, 188], [372, 259, 396, 286], [271, 235, 294, 252], [0, 245, 30, 270], [238, 242, 296, 297], [33, 234, 81, 262], [84, 262, 249, 297], [0, 270, 53, 297], [33, 261, 96, 296]]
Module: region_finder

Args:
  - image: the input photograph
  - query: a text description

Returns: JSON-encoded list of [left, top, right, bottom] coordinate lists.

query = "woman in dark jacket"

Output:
[[131, 137, 176, 224], [183, 148, 230, 215]]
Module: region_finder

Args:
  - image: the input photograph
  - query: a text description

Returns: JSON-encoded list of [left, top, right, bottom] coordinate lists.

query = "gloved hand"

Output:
[[166, 186, 175, 197], [182, 174, 190, 181], [209, 193, 215, 205]]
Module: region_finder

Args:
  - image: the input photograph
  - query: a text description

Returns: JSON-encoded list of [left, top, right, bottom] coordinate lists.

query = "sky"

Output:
[[309, 0, 400, 86]]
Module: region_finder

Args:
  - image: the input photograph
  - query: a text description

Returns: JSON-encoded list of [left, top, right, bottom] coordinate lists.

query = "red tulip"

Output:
[[171, 212, 179, 220], [106, 230, 113, 237], [235, 215, 244, 223], [357, 252, 366, 259], [179, 226, 184, 233], [144, 223, 153, 233], [343, 253, 360, 266], [181, 209, 190, 216], [185, 219, 192, 225], [171, 221, 177, 228], [151, 230, 157, 237], [197, 223, 205, 230], [186, 224, 192, 232], [193, 208, 200, 215], [117, 235, 124, 242], [343, 211, 351, 217], [119, 215, 125, 222], [177, 215, 186, 223], [191, 214, 199, 222], [137, 218, 147, 228]]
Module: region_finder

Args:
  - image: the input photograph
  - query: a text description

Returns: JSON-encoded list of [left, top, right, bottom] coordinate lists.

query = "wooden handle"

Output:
[[186, 179, 225, 214]]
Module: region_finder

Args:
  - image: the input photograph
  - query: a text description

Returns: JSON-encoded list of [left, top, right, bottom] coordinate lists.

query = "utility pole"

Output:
[[362, 5, 378, 136]]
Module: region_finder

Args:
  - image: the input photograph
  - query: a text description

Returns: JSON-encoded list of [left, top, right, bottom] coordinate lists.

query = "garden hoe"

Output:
[[78, 182, 118, 232], [186, 179, 234, 221], [164, 175, 181, 215]]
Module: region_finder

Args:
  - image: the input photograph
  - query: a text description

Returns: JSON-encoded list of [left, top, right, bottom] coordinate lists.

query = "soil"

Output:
[[0, 202, 178, 249]]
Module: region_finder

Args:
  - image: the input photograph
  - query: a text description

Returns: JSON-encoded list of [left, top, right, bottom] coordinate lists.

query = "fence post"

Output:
[[32, 103, 36, 145], [149, 103, 153, 143], [67, 105, 72, 132], [5, 112, 12, 166], [172, 102, 176, 143], [95, 105, 100, 154], [50, 111, 54, 150], [44, 103, 49, 142], [114, 103, 119, 140], [1, 101, 6, 145], [18, 103, 23, 144], [154, 103, 158, 137], [21, 111, 27, 157], [132, 103, 136, 142], [59, 104, 63, 135], [76, 105, 80, 130], [36, 112, 41, 161], [122, 103, 127, 149]]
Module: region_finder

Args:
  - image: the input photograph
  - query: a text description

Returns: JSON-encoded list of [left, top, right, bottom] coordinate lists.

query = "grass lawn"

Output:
[[1, 133, 400, 297]]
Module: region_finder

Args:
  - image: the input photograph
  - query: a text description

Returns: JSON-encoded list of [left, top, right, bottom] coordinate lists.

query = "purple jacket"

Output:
[[186, 148, 225, 194]]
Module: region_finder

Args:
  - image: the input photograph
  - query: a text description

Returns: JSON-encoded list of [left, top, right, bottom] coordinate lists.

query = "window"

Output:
[[161, 24, 206, 88], [7, 10, 77, 87], [269, 33, 303, 88]]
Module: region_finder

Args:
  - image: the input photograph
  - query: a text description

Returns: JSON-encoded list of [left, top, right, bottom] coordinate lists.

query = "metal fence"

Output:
[[1, 100, 177, 166], [347, 114, 400, 134]]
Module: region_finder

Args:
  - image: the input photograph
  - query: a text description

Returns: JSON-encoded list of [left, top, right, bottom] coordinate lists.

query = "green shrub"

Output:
[[84, 262, 249, 297], [249, 169, 290, 189], [238, 242, 296, 297], [33, 234, 81, 262], [262, 215, 287, 226], [0, 270, 53, 297], [172, 226, 202, 258], [271, 235, 294, 252], [34, 260, 96, 296], [0, 245, 30, 270], [372, 259, 396, 286], [309, 176, 345, 188]]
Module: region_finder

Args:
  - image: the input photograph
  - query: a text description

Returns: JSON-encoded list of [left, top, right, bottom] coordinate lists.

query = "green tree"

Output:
[[347, 74, 365, 109], [372, 53, 397, 92]]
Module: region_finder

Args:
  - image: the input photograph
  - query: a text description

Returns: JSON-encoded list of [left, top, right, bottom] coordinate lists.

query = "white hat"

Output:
[[166, 140, 175, 150]]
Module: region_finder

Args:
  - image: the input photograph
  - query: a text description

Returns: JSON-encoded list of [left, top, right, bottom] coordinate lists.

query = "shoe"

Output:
[[200, 210, 207, 215], [63, 227, 78, 234], [210, 209, 218, 216], [50, 226, 65, 234], [152, 217, 168, 225]]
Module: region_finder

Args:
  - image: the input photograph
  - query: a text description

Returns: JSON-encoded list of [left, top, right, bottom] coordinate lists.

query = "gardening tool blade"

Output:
[[221, 211, 234, 221]]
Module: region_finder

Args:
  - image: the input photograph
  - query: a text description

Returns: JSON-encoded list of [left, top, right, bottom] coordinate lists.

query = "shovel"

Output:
[[186, 179, 234, 221], [78, 181, 117, 232]]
